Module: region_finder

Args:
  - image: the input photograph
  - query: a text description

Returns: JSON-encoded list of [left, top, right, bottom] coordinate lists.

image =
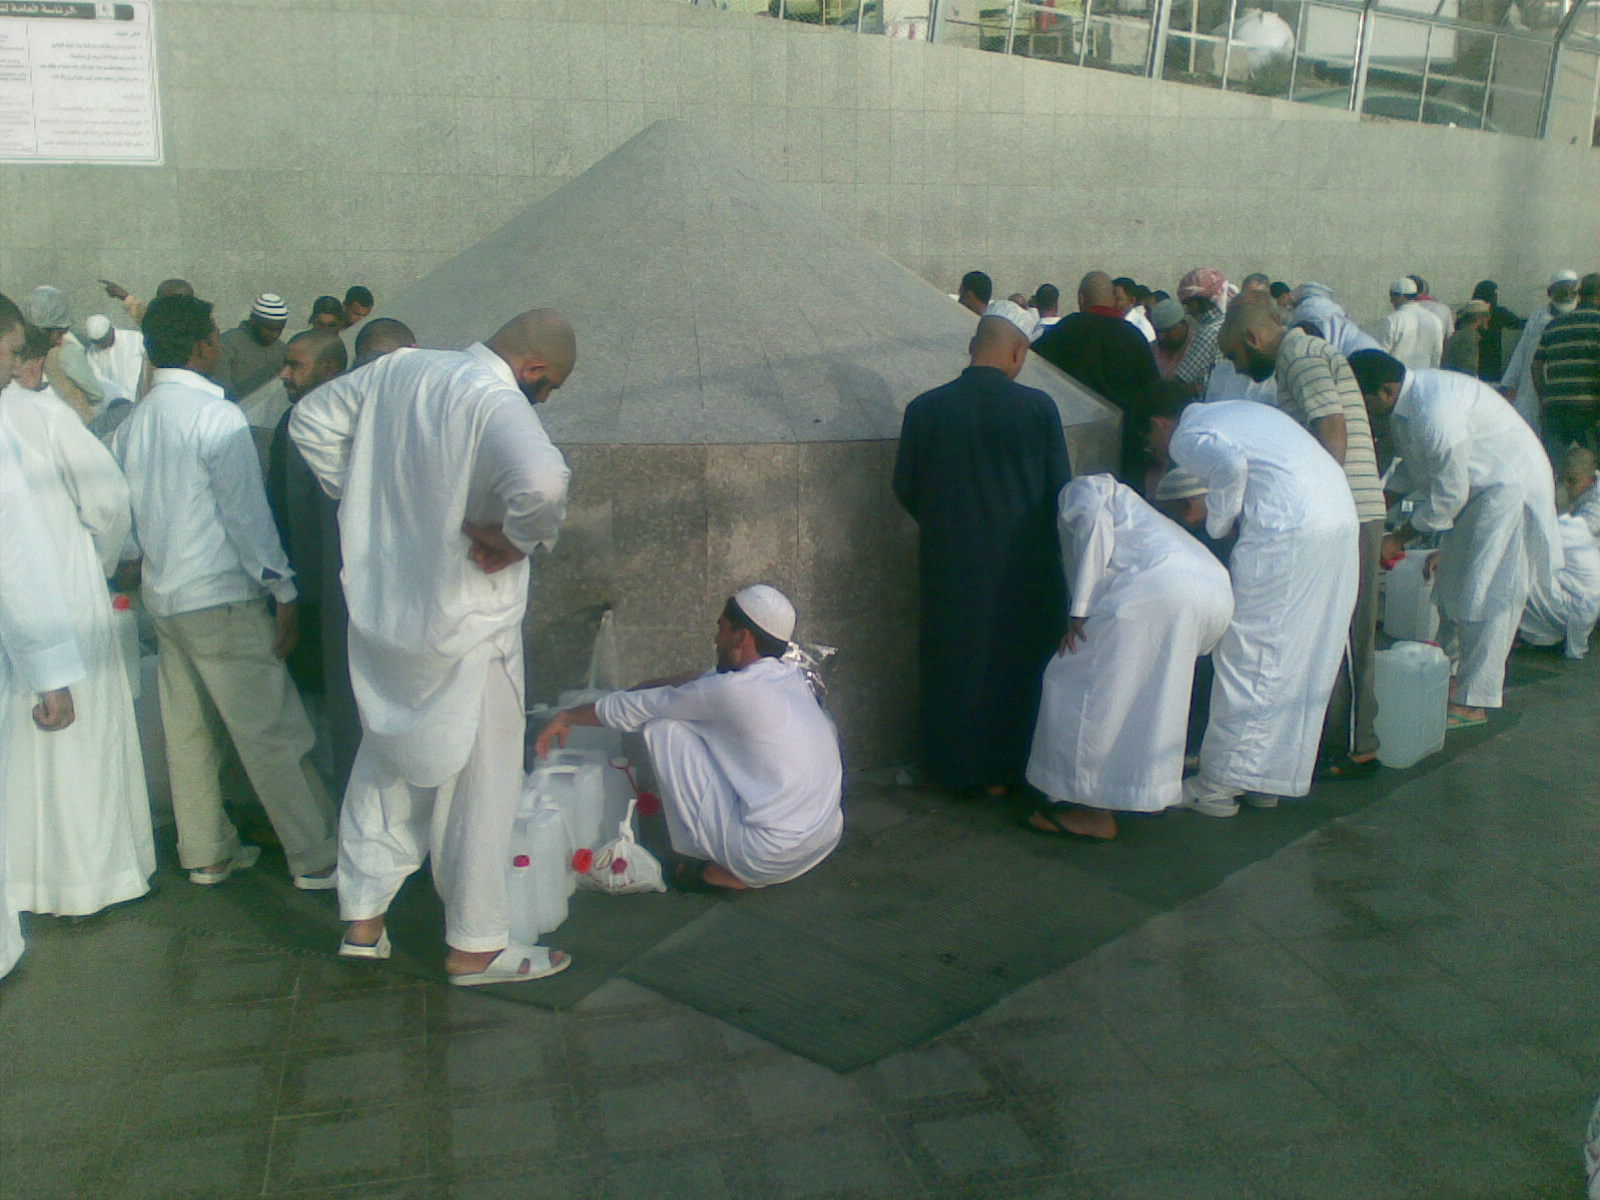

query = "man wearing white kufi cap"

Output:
[[536, 585, 845, 892], [1375, 277, 1445, 372], [83, 313, 150, 405], [1023, 475, 1233, 840]]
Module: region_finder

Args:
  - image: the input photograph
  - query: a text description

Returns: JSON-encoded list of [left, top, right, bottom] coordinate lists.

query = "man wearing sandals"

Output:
[[535, 586, 844, 893], [290, 310, 576, 986], [1349, 350, 1561, 728], [1023, 475, 1233, 841]]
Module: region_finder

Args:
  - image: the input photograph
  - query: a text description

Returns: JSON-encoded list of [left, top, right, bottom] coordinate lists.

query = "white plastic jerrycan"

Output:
[[1383, 551, 1439, 643], [545, 748, 636, 842], [507, 800, 571, 940], [533, 760, 607, 857], [1373, 640, 1450, 769]]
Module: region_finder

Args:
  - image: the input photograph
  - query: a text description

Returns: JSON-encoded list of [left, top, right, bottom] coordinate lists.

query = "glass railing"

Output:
[[683, 0, 1600, 142]]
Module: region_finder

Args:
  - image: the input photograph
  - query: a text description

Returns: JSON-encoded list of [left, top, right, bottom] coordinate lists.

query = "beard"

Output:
[[1553, 298, 1579, 315], [1242, 348, 1277, 382]]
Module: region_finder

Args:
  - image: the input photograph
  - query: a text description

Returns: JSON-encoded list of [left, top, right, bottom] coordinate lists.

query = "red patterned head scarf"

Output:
[[1177, 268, 1237, 307]]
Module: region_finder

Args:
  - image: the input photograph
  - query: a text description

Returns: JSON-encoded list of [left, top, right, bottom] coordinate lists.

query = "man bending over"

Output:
[[535, 586, 843, 893]]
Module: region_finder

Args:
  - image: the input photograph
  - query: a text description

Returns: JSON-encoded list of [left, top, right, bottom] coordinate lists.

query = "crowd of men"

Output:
[[0, 277, 850, 986], [0, 259, 1595, 984], [910, 266, 1598, 839]]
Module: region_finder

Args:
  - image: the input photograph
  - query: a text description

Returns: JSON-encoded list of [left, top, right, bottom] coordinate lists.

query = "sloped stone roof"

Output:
[[385, 118, 1113, 445]]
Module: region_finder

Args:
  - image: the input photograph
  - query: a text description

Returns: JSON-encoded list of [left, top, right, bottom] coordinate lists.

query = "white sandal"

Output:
[[338, 930, 391, 961], [448, 944, 570, 987]]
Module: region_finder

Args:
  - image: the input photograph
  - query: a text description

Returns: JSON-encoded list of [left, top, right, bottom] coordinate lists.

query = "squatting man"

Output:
[[535, 585, 845, 894]]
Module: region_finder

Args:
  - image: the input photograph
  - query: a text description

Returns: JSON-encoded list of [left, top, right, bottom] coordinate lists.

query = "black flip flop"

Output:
[[1019, 804, 1108, 842], [1316, 753, 1380, 781], [669, 860, 744, 897]]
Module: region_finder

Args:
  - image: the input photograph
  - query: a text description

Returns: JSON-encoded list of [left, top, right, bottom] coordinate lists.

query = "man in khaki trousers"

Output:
[[113, 294, 336, 888]]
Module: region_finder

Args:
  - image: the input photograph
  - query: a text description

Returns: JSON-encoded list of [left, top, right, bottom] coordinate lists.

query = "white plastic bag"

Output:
[[576, 797, 666, 895], [585, 606, 621, 692]]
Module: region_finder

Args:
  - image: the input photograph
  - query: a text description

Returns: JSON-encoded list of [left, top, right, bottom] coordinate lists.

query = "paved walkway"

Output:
[[1, 646, 1594, 1199]]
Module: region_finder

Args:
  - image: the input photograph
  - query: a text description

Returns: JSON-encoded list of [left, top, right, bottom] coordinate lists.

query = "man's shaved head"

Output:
[[486, 308, 577, 403], [1219, 294, 1282, 346], [287, 327, 348, 373], [968, 314, 1030, 380], [155, 278, 194, 299], [1078, 271, 1115, 308], [281, 328, 347, 403], [353, 317, 417, 365]]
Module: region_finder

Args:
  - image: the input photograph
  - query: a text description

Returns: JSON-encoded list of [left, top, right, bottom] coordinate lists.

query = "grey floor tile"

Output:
[[294, 990, 428, 1051], [910, 1109, 1047, 1178], [593, 1141, 752, 1200], [266, 1104, 431, 1193], [1171, 1065, 1353, 1146], [0, 1135, 110, 1200], [442, 1089, 567, 1164], [730, 1054, 877, 1127], [1117, 1010, 1287, 1079], [102, 1123, 272, 1200], [760, 1119, 918, 1199], [279, 1041, 431, 1116], [435, 1026, 565, 1094], [590, 1074, 732, 1151], [860, 1042, 1000, 1107], [978, 1022, 1153, 1095], [1233, 1137, 1411, 1200], [128, 1059, 283, 1132], [1040, 1078, 1209, 1170], [182, 956, 300, 1004]]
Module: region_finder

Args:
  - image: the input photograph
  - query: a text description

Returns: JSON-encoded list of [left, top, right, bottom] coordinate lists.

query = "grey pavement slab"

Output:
[[0, 644, 1593, 1198]]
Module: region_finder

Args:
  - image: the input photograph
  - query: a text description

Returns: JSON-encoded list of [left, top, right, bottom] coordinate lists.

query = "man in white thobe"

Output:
[[1350, 351, 1561, 721], [84, 314, 150, 403], [536, 586, 844, 892], [1023, 476, 1233, 841], [1288, 292, 1383, 360], [290, 310, 577, 986], [1, 327, 154, 917], [1375, 278, 1445, 371], [1502, 270, 1582, 429], [0, 295, 84, 978], [1142, 397, 1359, 816], [1519, 514, 1600, 659]]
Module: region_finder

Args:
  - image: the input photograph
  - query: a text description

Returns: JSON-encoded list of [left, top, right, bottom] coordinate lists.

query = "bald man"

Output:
[[895, 309, 1070, 794], [1031, 271, 1159, 484], [290, 310, 576, 985], [1219, 298, 1387, 778], [352, 318, 417, 367]]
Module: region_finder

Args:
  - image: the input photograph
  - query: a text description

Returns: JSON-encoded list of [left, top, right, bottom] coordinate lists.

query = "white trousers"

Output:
[[1439, 609, 1521, 709], [643, 719, 841, 888], [337, 660, 523, 953]]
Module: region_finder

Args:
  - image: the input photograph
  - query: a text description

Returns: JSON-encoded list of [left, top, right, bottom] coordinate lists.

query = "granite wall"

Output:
[[6, 0, 1598, 336]]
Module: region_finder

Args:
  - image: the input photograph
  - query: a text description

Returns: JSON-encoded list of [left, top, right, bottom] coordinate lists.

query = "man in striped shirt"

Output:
[[1533, 272, 1600, 461], [1220, 298, 1387, 778]]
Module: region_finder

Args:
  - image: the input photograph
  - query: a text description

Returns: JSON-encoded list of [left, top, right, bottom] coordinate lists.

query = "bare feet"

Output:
[[1028, 804, 1117, 840], [343, 917, 386, 948], [1448, 703, 1488, 722], [701, 863, 750, 890]]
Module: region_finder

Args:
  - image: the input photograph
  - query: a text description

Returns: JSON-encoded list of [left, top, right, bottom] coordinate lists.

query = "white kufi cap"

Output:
[[22, 285, 70, 329], [1389, 277, 1418, 296], [733, 584, 796, 643], [85, 314, 112, 340], [1550, 269, 1580, 286], [983, 299, 1039, 342]]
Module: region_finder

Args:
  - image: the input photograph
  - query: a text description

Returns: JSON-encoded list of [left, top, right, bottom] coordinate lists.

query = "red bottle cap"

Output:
[[611, 858, 628, 875], [571, 848, 594, 874], [112, 595, 132, 611], [512, 854, 531, 867]]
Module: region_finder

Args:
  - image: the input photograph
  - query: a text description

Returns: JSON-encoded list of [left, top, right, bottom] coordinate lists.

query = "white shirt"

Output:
[[1125, 307, 1157, 342], [596, 657, 843, 838], [112, 367, 296, 619], [1203, 358, 1278, 406], [1376, 302, 1445, 371], [289, 343, 570, 786]]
